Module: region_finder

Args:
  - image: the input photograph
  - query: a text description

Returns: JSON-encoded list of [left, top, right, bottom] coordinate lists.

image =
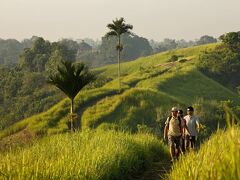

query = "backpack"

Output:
[[166, 116, 182, 133]]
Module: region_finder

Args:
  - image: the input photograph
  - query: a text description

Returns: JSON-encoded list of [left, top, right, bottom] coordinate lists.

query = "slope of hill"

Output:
[[0, 43, 238, 145]]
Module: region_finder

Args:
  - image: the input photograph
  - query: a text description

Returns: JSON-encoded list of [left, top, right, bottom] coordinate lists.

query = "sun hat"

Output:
[[171, 107, 178, 112]]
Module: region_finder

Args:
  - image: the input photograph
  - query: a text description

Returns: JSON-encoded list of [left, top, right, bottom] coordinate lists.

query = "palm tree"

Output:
[[105, 17, 133, 93], [48, 60, 95, 131]]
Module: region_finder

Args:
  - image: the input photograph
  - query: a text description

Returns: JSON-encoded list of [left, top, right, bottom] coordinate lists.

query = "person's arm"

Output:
[[183, 118, 190, 135], [196, 117, 200, 133], [180, 118, 185, 136], [164, 124, 168, 141], [164, 118, 169, 141]]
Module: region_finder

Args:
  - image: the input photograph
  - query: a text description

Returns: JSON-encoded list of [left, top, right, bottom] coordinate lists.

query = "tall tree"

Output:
[[219, 32, 240, 53], [48, 60, 95, 131], [196, 35, 217, 45], [105, 17, 133, 93]]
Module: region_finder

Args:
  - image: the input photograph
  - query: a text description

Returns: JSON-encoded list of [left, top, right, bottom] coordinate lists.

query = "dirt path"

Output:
[[139, 160, 172, 180]]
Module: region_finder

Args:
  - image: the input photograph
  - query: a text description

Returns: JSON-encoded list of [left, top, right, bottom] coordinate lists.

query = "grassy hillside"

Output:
[[0, 88, 118, 139], [95, 43, 218, 77], [0, 43, 239, 144], [0, 42, 239, 179], [0, 130, 169, 179], [169, 126, 240, 180], [81, 88, 179, 131]]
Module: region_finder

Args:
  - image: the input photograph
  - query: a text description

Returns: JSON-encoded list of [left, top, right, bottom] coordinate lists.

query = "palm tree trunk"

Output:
[[118, 36, 121, 93], [70, 98, 74, 131]]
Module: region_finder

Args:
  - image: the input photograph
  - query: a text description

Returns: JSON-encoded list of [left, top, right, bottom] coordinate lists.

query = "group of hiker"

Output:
[[164, 106, 200, 162]]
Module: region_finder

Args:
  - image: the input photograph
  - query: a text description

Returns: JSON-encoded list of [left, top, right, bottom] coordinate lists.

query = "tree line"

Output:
[[197, 31, 240, 94], [0, 35, 217, 68]]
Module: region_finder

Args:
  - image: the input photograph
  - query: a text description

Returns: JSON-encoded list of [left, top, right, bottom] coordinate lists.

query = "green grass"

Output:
[[1, 42, 239, 179], [169, 126, 240, 180], [95, 43, 218, 78], [137, 64, 237, 104], [0, 88, 118, 139], [0, 130, 169, 179], [81, 88, 180, 132], [1, 42, 238, 141]]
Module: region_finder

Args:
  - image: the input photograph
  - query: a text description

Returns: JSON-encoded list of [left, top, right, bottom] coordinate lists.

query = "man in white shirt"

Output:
[[184, 106, 200, 150]]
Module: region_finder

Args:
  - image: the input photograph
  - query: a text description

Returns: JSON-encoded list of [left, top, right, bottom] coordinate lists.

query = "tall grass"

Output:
[[0, 130, 169, 179], [170, 102, 240, 180], [169, 127, 240, 180]]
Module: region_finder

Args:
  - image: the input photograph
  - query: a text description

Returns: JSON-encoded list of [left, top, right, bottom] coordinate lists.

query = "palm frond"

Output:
[[105, 17, 133, 38], [105, 31, 118, 38], [48, 60, 95, 100]]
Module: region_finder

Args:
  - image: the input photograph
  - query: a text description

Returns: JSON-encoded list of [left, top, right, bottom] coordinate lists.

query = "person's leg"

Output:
[[191, 136, 196, 150], [181, 137, 185, 153], [174, 136, 181, 159], [185, 135, 190, 151], [168, 136, 175, 161]]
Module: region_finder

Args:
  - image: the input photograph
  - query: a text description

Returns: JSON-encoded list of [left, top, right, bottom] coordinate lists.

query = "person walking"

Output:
[[184, 106, 200, 151], [177, 109, 189, 153], [164, 107, 182, 162]]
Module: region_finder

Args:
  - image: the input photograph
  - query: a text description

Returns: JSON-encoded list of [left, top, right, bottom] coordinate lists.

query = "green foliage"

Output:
[[48, 60, 95, 101], [197, 43, 240, 90], [19, 37, 51, 72], [0, 39, 24, 67], [105, 17, 134, 92], [169, 127, 240, 180], [105, 17, 133, 39], [0, 88, 117, 139], [196, 35, 217, 45], [192, 98, 226, 141], [19, 37, 78, 72], [0, 130, 169, 179], [168, 54, 181, 62], [98, 34, 153, 63], [48, 60, 95, 129], [151, 36, 217, 54], [219, 31, 240, 53], [2, 42, 239, 145], [0, 66, 63, 129]]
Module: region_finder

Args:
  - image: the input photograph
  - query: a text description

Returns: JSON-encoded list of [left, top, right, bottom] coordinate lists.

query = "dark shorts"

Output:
[[168, 135, 181, 148], [186, 135, 196, 148]]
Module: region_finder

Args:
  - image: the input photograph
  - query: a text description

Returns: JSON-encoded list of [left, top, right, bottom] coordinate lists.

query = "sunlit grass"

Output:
[[0, 130, 169, 179], [81, 88, 179, 131], [1, 43, 237, 143], [95, 43, 218, 78], [169, 126, 240, 180]]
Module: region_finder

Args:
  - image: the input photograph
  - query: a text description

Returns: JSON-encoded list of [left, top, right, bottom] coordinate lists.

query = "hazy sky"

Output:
[[0, 0, 240, 42]]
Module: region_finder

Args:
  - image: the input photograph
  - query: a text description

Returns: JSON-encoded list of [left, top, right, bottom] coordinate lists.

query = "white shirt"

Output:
[[184, 115, 199, 136]]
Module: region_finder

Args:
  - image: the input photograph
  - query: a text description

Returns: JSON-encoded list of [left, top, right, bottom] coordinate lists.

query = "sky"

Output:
[[0, 0, 240, 42]]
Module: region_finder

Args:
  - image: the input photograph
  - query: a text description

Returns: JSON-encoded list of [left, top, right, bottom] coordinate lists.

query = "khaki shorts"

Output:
[[168, 135, 181, 148]]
